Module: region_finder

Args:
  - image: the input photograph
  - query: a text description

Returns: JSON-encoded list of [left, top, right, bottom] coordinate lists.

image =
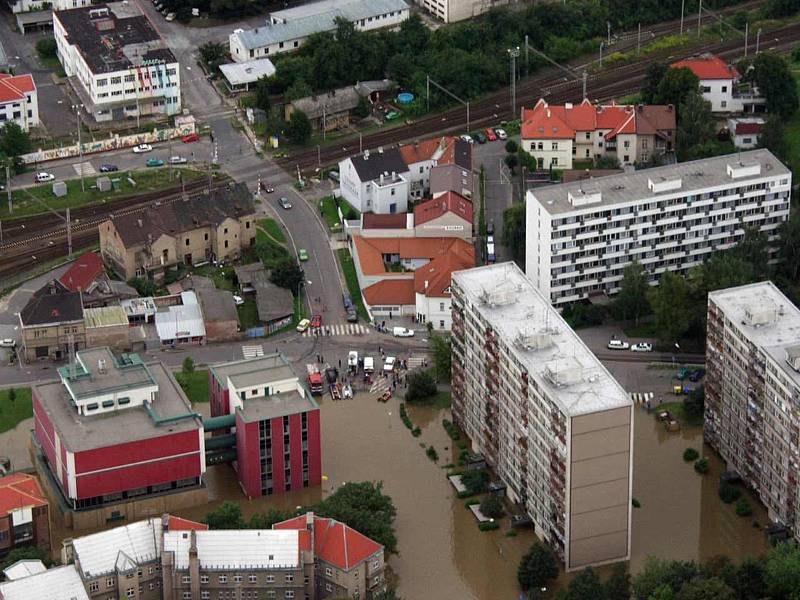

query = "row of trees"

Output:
[[519, 541, 800, 600]]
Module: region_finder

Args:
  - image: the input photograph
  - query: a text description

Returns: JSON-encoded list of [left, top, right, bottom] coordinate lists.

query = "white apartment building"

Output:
[[671, 54, 765, 114], [0, 73, 39, 131], [413, 0, 507, 22], [7, 0, 90, 14], [338, 148, 410, 214], [706, 282, 800, 539], [451, 262, 633, 571], [525, 149, 791, 306], [54, 4, 181, 122], [229, 0, 409, 62]]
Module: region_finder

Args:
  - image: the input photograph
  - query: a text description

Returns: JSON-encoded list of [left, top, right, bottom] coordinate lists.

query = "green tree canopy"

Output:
[[655, 67, 700, 107], [649, 271, 692, 345], [429, 332, 451, 382], [676, 93, 715, 161], [479, 494, 504, 519], [614, 261, 650, 324], [205, 501, 244, 529], [563, 566, 604, 599], [1, 545, 50, 572], [674, 577, 736, 600], [288, 109, 312, 144], [750, 53, 799, 118], [759, 116, 788, 163], [502, 203, 526, 268], [0, 122, 32, 158], [765, 542, 800, 600], [270, 257, 305, 295], [642, 61, 668, 104], [253, 76, 271, 113], [248, 507, 295, 529], [285, 79, 314, 102], [405, 370, 437, 402], [517, 541, 559, 592]]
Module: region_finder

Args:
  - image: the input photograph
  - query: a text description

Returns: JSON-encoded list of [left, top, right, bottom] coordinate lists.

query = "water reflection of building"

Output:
[[706, 282, 800, 536], [450, 262, 633, 571]]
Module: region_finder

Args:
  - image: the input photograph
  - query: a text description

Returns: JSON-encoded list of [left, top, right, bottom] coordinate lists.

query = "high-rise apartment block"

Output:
[[705, 282, 800, 534], [451, 262, 633, 570], [525, 149, 791, 305]]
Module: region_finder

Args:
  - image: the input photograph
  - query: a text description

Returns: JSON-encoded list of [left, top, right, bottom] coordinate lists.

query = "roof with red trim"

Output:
[[274, 513, 383, 571], [59, 252, 105, 292], [362, 213, 408, 230], [352, 235, 473, 276], [363, 279, 415, 306], [165, 515, 208, 531], [670, 55, 738, 80], [734, 122, 763, 135], [0, 473, 48, 518], [413, 243, 475, 298], [414, 192, 473, 227], [399, 135, 470, 169], [0, 73, 35, 104]]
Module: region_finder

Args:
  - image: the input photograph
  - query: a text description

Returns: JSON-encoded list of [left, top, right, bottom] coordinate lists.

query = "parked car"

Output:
[[169, 156, 187, 164], [383, 356, 396, 372], [132, 143, 152, 153], [677, 367, 690, 380], [343, 293, 354, 311], [233, 295, 245, 306], [487, 220, 494, 235], [487, 242, 496, 264], [35, 172, 55, 183], [328, 170, 340, 182], [630, 342, 653, 352], [348, 351, 358, 368], [99, 163, 118, 172], [165, 12, 176, 20], [494, 127, 508, 140], [473, 132, 487, 144], [296, 318, 311, 332], [392, 327, 414, 337], [265, 186, 274, 193], [146, 158, 165, 167], [484, 128, 497, 142], [607, 339, 630, 350], [460, 134, 474, 143], [298, 248, 309, 261], [278, 196, 292, 209], [346, 309, 358, 323], [310, 314, 322, 328], [689, 368, 706, 382], [487, 234, 494, 245], [363, 356, 374, 373], [182, 133, 199, 143], [0, 339, 16, 348]]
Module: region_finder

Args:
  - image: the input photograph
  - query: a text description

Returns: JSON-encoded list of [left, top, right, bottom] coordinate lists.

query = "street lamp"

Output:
[[756, 28, 762, 54], [599, 41, 604, 67], [72, 103, 85, 192], [507, 47, 520, 117]]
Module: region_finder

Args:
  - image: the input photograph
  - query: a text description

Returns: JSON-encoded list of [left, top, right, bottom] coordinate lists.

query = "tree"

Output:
[[762, 0, 800, 19], [181, 356, 195, 375], [675, 577, 736, 600], [429, 333, 451, 381], [642, 61, 668, 103], [595, 154, 621, 169], [1, 545, 49, 572], [0, 122, 32, 165], [7, 388, 15, 403], [405, 370, 437, 402], [605, 563, 631, 600], [732, 556, 766, 600], [733, 227, 770, 278], [633, 557, 699, 600], [504, 153, 519, 173], [198, 41, 228, 72], [35, 38, 57, 59], [479, 494, 504, 519], [777, 210, 800, 283], [563, 567, 604, 599], [649, 271, 692, 345], [285, 79, 313, 102], [460, 469, 488, 495], [765, 542, 800, 600], [128, 277, 158, 297], [654, 67, 700, 107], [502, 204, 526, 267], [759, 116, 788, 162], [751, 53, 799, 118], [205, 501, 243, 529], [649, 585, 676, 600], [614, 261, 650, 325], [353, 95, 371, 119], [248, 507, 295, 529], [505, 139, 518, 154], [676, 93, 715, 161], [253, 76, 271, 113], [288, 109, 312, 144], [517, 542, 559, 592], [313, 481, 398, 553], [270, 258, 304, 295]]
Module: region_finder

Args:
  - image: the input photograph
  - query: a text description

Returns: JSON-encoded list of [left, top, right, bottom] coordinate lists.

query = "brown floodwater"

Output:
[[6, 359, 772, 599]]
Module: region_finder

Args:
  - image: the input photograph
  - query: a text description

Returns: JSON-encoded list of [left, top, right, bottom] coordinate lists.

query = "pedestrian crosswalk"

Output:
[[242, 345, 264, 359], [630, 392, 654, 405], [74, 162, 96, 176], [369, 377, 391, 394], [302, 324, 368, 337], [407, 355, 428, 369]]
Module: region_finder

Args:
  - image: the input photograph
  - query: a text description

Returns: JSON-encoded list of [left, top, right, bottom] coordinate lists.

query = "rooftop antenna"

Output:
[[68, 333, 76, 379]]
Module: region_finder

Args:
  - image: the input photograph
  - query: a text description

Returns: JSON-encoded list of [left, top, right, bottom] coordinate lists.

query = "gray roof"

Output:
[[209, 353, 296, 389], [529, 149, 789, 215], [219, 58, 276, 86], [181, 276, 237, 323], [254, 280, 294, 324], [291, 87, 360, 120], [349, 148, 409, 182], [355, 79, 394, 96], [0, 566, 89, 600], [452, 262, 631, 416], [21, 285, 83, 326], [0, 40, 8, 70], [237, 391, 318, 423], [234, 0, 408, 50]]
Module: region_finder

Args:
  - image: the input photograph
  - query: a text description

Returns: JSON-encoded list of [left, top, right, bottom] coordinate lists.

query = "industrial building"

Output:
[[31, 347, 207, 529], [451, 262, 633, 570], [208, 354, 322, 498], [525, 149, 791, 306], [705, 282, 800, 538]]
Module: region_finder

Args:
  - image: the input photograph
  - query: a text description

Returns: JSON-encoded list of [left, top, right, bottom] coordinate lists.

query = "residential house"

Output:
[[727, 117, 765, 149], [218, 57, 276, 92], [233, 264, 294, 334], [179, 275, 239, 343], [99, 183, 257, 281], [399, 136, 473, 200], [520, 98, 676, 169], [357, 213, 414, 238], [7, 0, 90, 13], [413, 242, 474, 329], [671, 54, 765, 114], [19, 282, 85, 362], [338, 148, 410, 214], [53, 4, 181, 122], [0, 473, 51, 558], [285, 87, 361, 132], [413, 192, 473, 239], [58, 251, 137, 308], [0, 73, 38, 131]]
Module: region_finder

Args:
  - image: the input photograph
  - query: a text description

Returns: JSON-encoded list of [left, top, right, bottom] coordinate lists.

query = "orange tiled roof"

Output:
[[352, 236, 473, 276], [413, 243, 475, 298], [0, 73, 35, 104], [165, 515, 208, 531], [0, 473, 48, 518], [362, 213, 408, 230], [399, 136, 460, 166], [414, 192, 473, 226], [671, 55, 738, 80], [363, 279, 415, 305]]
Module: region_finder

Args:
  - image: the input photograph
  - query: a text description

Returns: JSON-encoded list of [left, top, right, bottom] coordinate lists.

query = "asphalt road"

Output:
[[471, 136, 516, 264]]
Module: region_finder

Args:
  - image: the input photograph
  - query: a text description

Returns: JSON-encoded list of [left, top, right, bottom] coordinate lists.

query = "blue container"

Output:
[[397, 92, 414, 104]]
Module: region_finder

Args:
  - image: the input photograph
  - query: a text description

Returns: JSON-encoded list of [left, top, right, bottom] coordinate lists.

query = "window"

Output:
[[285, 574, 294, 583], [234, 575, 243, 583], [325, 568, 333, 577], [439, 302, 445, 311], [219, 575, 227, 583], [183, 593, 191, 600], [266, 575, 275, 583], [148, 567, 154, 575], [102, 400, 114, 408], [107, 578, 115, 588], [86, 403, 99, 411], [325, 584, 333, 593], [149, 582, 155, 590], [110, 76, 122, 84], [224, 227, 228, 234], [186, 238, 190, 246], [245, 221, 251, 229], [182, 576, 190, 584], [721, 101, 727, 108], [204, 233, 209, 241], [722, 85, 727, 93], [623, 155, 629, 162], [249, 575, 257, 583], [285, 593, 294, 599], [439, 320, 445, 329], [90, 582, 99, 592], [202, 593, 210, 600], [201, 575, 210, 584], [551, 142, 558, 151], [224, 240, 229, 249], [97, 78, 108, 87], [127, 589, 135, 598]]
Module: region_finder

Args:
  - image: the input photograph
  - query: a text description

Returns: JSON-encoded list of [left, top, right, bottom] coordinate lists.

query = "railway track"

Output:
[[279, 2, 796, 173]]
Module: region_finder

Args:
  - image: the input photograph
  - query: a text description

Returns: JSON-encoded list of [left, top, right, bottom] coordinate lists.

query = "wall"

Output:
[[0, 89, 38, 132], [523, 138, 574, 169], [414, 213, 472, 239], [430, 163, 473, 200], [85, 323, 130, 352], [700, 78, 736, 112], [415, 293, 452, 330], [235, 415, 261, 498], [22, 321, 86, 361]]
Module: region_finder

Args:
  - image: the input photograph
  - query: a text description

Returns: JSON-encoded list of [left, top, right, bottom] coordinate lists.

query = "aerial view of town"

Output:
[[3, 0, 800, 597]]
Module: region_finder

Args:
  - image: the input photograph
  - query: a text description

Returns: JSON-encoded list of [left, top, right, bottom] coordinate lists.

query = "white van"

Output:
[[347, 350, 358, 368], [363, 357, 374, 373], [392, 327, 414, 337]]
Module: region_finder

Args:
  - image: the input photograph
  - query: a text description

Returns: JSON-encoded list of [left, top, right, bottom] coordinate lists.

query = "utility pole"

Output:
[[756, 28, 762, 54], [524, 34, 529, 76], [4, 161, 11, 215], [523, 40, 588, 100], [744, 21, 748, 57], [680, 0, 685, 35], [637, 23, 641, 55], [607, 21, 611, 46], [73, 104, 84, 192], [599, 41, 604, 67], [317, 144, 321, 167], [66, 207, 72, 255], [322, 104, 327, 142], [697, 0, 702, 37], [508, 47, 520, 117], [359, 132, 363, 154]]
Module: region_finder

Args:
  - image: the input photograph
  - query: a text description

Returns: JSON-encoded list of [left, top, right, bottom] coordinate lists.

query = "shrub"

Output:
[[505, 139, 518, 154], [426, 446, 439, 461], [478, 521, 500, 531], [458, 448, 470, 465], [465, 498, 480, 507], [398, 404, 414, 430], [442, 419, 461, 441], [694, 458, 710, 474], [735, 497, 753, 517], [683, 447, 699, 462], [411, 427, 421, 437], [460, 469, 489, 495], [35, 38, 57, 59], [405, 370, 437, 403], [480, 494, 505, 519], [506, 529, 518, 537], [719, 482, 742, 504], [182, 356, 195, 375], [632, 498, 641, 508]]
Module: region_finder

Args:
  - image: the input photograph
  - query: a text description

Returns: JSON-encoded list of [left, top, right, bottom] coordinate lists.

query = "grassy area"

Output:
[[337, 248, 369, 321], [2, 169, 206, 220], [654, 400, 703, 427], [409, 390, 452, 409], [38, 55, 66, 77], [319, 196, 359, 231], [237, 298, 260, 329], [0, 388, 33, 434], [175, 370, 209, 404], [623, 321, 658, 338], [192, 264, 236, 292], [258, 218, 286, 244]]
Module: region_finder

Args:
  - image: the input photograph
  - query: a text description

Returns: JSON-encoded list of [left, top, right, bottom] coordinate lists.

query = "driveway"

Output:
[[471, 137, 515, 263]]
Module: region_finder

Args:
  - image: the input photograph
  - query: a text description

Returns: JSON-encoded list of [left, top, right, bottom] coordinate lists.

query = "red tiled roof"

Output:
[[0, 73, 35, 104], [59, 252, 105, 292], [400, 136, 459, 166], [520, 99, 576, 139], [414, 192, 473, 227], [670, 55, 738, 80], [165, 515, 208, 531], [0, 474, 48, 518], [352, 235, 473, 276], [274, 513, 383, 571], [413, 244, 475, 298], [363, 279, 415, 306], [362, 212, 408, 230], [734, 122, 762, 135]]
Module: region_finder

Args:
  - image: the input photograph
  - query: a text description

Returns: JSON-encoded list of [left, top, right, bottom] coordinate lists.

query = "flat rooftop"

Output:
[[164, 529, 299, 570], [529, 149, 789, 215], [270, 0, 406, 21], [453, 262, 631, 416], [209, 354, 298, 389], [709, 281, 800, 388], [58, 347, 154, 400], [84, 305, 128, 328], [35, 360, 200, 453], [238, 391, 318, 423]]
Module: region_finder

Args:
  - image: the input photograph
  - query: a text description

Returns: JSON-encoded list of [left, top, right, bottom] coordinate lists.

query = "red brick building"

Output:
[[0, 473, 50, 557], [208, 354, 322, 498]]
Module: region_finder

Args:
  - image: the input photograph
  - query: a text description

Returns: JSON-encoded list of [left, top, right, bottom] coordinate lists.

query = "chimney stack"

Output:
[[189, 530, 200, 599]]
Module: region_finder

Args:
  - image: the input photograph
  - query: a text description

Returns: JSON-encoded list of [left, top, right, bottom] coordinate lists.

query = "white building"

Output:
[[671, 54, 765, 114], [0, 565, 90, 600], [728, 117, 765, 149], [413, 0, 507, 22], [229, 0, 409, 62], [451, 262, 633, 570], [7, 0, 90, 14], [54, 4, 181, 122], [154, 291, 206, 346], [0, 73, 38, 131], [525, 149, 791, 306], [338, 148, 410, 214]]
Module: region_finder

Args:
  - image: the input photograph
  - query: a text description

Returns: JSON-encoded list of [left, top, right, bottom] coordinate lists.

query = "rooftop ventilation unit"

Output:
[[544, 357, 583, 387], [568, 188, 602, 207], [727, 162, 761, 179], [479, 285, 519, 307], [648, 176, 682, 194], [744, 302, 777, 327], [786, 345, 800, 373], [515, 327, 558, 351]]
